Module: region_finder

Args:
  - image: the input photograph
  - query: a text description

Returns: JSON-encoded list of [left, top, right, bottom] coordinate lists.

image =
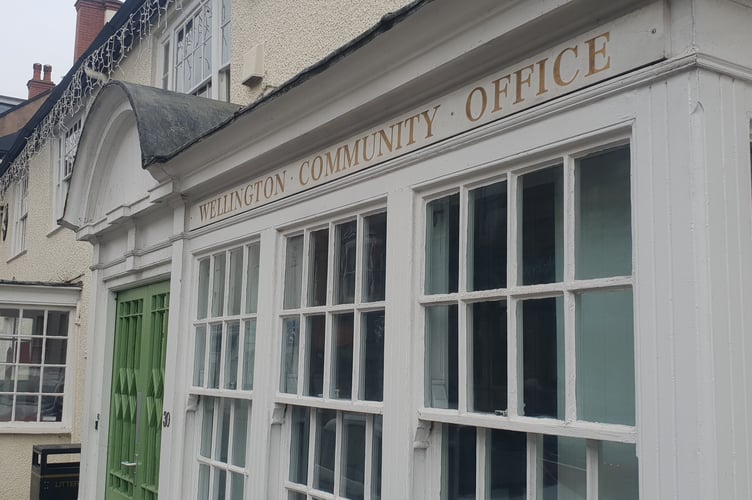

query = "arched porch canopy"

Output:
[[61, 81, 240, 239]]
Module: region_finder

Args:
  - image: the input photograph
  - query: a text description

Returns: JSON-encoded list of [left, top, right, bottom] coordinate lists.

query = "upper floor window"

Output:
[[13, 174, 28, 255], [55, 119, 81, 222], [161, 0, 231, 102]]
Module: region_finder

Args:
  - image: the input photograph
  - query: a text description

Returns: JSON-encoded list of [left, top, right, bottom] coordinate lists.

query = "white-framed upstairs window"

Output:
[[12, 174, 28, 256], [161, 0, 231, 102], [279, 208, 388, 500], [191, 240, 260, 499], [55, 118, 81, 223], [420, 142, 638, 499]]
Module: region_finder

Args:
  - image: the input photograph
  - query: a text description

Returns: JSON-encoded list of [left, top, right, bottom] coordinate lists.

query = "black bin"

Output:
[[29, 443, 81, 500]]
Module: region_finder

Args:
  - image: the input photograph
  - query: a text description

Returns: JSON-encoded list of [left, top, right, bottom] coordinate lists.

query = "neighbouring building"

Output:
[[4, 0, 752, 499], [0, 2, 121, 498]]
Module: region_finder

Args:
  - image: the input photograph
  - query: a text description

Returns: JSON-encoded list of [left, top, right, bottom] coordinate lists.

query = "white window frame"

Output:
[[277, 206, 388, 500], [416, 137, 637, 499], [54, 118, 82, 225], [159, 0, 231, 102], [190, 238, 260, 499], [0, 283, 79, 433], [12, 174, 28, 257]]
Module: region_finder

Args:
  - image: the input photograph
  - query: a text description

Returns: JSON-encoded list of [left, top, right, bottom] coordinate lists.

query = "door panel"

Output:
[[106, 282, 170, 500]]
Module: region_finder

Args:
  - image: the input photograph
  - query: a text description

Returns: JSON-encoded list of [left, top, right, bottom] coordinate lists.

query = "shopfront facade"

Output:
[[64, 0, 752, 498]]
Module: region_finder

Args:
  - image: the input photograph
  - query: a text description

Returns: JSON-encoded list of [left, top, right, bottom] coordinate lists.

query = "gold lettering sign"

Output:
[[190, 4, 663, 229]]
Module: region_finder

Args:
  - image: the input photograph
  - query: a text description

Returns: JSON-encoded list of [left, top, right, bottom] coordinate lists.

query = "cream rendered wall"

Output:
[[230, 0, 413, 103], [0, 142, 92, 500]]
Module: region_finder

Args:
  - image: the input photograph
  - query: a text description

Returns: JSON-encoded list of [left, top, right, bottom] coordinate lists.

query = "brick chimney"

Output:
[[74, 0, 123, 61], [27, 63, 55, 99]]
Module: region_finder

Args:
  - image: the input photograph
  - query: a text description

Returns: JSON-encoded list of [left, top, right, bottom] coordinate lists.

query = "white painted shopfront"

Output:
[[64, 0, 752, 499]]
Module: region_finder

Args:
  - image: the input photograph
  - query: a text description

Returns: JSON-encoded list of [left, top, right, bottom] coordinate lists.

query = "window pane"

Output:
[[197, 258, 210, 319], [425, 305, 458, 409], [306, 315, 325, 397], [198, 463, 210, 500], [230, 472, 244, 500], [540, 436, 586, 500], [331, 313, 354, 399], [0, 394, 12, 421], [40, 395, 63, 422], [0, 309, 19, 336], [22, 310, 44, 335], [0, 365, 15, 391], [576, 146, 631, 279], [469, 181, 507, 291], [599, 442, 639, 500], [360, 311, 384, 402], [288, 492, 306, 500], [362, 212, 387, 302], [15, 394, 38, 421], [308, 229, 329, 307], [232, 399, 249, 467], [289, 406, 310, 484], [41, 366, 63, 393], [23, 337, 44, 364], [576, 289, 635, 425], [314, 409, 337, 493], [444, 425, 476, 500], [211, 253, 227, 317], [44, 338, 66, 365], [486, 429, 526, 499], [208, 324, 222, 389], [193, 325, 206, 386], [521, 166, 563, 285], [224, 321, 239, 389], [215, 398, 231, 462], [470, 301, 507, 413], [18, 366, 40, 392], [213, 469, 227, 500], [47, 311, 69, 336], [281, 318, 300, 393], [200, 397, 215, 457], [425, 194, 459, 294], [284, 236, 304, 309], [340, 413, 366, 500], [242, 320, 256, 390], [245, 243, 260, 314], [335, 221, 357, 304], [372, 415, 383, 500], [522, 297, 564, 419], [227, 248, 243, 315]]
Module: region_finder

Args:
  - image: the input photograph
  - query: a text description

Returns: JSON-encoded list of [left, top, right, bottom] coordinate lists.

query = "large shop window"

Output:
[[161, 0, 231, 101], [0, 308, 72, 424], [280, 210, 387, 500], [192, 241, 259, 499], [422, 144, 637, 499]]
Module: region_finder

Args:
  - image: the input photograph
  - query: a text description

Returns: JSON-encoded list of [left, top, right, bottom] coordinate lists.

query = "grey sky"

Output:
[[0, 0, 77, 99]]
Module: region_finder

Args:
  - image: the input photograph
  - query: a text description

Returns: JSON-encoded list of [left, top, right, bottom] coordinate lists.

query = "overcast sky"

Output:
[[0, 1, 77, 99]]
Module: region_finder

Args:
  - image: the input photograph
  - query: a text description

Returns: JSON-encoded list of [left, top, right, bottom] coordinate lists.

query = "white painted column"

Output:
[[162, 200, 187, 498], [381, 186, 417, 499], [250, 226, 282, 499]]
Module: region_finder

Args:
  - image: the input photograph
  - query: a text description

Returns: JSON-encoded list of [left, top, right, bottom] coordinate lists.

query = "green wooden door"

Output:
[[106, 282, 170, 500]]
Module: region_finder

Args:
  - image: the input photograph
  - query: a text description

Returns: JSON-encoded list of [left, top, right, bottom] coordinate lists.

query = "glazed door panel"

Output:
[[106, 282, 170, 500]]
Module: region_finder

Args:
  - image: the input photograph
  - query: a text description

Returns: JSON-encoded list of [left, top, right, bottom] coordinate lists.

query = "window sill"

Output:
[[0, 422, 72, 435], [6, 248, 27, 264]]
